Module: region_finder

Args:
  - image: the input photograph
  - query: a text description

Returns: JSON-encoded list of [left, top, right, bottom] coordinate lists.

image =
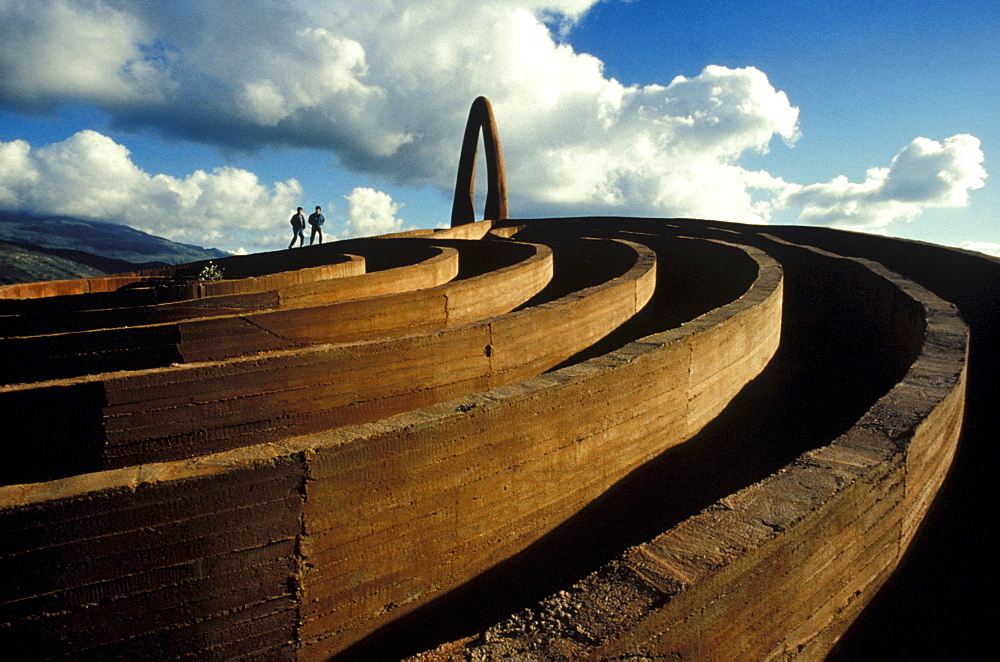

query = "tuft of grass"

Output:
[[197, 261, 225, 281]]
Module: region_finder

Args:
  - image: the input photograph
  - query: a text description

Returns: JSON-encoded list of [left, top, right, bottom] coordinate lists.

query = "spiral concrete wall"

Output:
[[0, 216, 990, 659]]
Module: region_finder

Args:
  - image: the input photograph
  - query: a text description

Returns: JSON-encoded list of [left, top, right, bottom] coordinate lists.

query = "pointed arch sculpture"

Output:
[[451, 96, 509, 226]]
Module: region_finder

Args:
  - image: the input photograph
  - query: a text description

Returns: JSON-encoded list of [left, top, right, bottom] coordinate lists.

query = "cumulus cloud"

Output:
[[0, 0, 170, 109], [343, 187, 406, 237], [0, 0, 806, 223], [0, 131, 300, 253], [777, 135, 987, 230], [0, 0, 987, 245], [959, 241, 1000, 258]]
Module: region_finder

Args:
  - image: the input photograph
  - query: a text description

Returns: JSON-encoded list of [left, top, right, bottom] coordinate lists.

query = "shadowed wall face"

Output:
[[0, 382, 107, 485], [403, 226, 966, 661], [0, 217, 983, 660]]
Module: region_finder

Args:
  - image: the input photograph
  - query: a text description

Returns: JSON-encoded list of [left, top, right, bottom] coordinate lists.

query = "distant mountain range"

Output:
[[0, 212, 228, 285]]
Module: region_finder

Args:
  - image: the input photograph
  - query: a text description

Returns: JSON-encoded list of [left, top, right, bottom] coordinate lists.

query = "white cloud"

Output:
[[343, 187, 405, 237], [0, 0, 170, 108], [0, 1, 987, 244], [0, 139, 38, 207], [959, 241, 1000, 258], [0, 131, 301, 253], [237, 29, 377, 125], [507, 64, 800, 222], [0, 0, 806, 223], [879, 135, 987, 206], [777, 135, 987, 230]]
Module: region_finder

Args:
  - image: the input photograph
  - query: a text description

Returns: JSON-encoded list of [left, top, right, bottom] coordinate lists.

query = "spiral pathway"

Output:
[[0, 213, 993, 659], [1, 98, 994, 659]]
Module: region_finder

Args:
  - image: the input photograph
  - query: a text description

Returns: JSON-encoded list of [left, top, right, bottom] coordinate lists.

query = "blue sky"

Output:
[[0, 0, 995, 256]]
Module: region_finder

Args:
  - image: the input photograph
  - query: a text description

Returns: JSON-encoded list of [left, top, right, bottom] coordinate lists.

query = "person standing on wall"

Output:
[[309, 206, 325, 245], [289, 207, 306, 248]]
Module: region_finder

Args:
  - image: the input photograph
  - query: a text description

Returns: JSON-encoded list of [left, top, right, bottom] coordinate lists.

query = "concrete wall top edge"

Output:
[[429, 219, 494, 240], [0, 241, 548, 390], [0, 237, 775, 508], [432, 239, 549, 290], [2, 247, 452, 340], [0, 234, 470, 308], [0, 244, 364, 302], [418, 229, 969, 660], [495, 238, 654, 314]]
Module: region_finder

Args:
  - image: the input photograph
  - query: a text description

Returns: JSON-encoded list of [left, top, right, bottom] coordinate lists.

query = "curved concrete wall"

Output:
[[0, 238, 647, 475], [430, 219, 495, 240], [413, 232, 967, 661], [732, 223, 999, 658], [0, 244, 366, 301], [0, 216, 983, 659], [0, 239, 472, 334], [0, 253, 368, 337], [174, 240, 549, 362], [0, 273, 161, 300], [0, 236, 779, 659], [0, 240, 553, 382], [0, 248, 450, 381], [295, 241, 779, 658]]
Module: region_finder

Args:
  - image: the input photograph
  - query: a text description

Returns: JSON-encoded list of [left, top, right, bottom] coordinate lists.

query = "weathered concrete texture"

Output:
[[293, 241, 780, 659], [0, 239, 468, 336], [0, 249, 415, 380], [0, 240, 552, 382], [433, 219, 496, 241], [0, 237, 640, 476], [0, 242, 365, 303], [0, 452, 306, 658], [411, 231, 967, 661], [103, 237, 643, 466], [0, 216, 983, 659], [752, 225, 999, 658], [0, 252, 367, 338], [0, 231, 779, 659]]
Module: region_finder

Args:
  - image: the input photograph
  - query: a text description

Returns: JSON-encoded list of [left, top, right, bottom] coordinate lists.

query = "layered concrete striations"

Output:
[[0, 218, 987, 659], [415, 232, 966, 660], [0, 243, 365, 302]]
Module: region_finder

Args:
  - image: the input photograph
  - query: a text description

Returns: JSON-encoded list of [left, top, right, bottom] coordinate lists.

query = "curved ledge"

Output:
[[0, 216, 983, 659], [416, 238, 967, 660], [0, 244, 366, 303], [0, 238, 778, 659], [0, 254, 367, 334], [0, 239, 649, 475], [0, 239, 476, 335], [0, 247, 454, 380]]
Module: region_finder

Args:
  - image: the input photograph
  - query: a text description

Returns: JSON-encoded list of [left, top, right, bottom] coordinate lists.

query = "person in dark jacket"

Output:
[[289, 207, 306, 248], [308, 206, 325, 245]]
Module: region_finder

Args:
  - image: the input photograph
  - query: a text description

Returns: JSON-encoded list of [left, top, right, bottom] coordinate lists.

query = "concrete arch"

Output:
[[451, 97, 508, 226]]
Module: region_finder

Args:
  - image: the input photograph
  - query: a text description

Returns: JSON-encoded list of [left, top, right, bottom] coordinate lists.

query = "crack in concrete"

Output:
[[238, 315, 301, 347]]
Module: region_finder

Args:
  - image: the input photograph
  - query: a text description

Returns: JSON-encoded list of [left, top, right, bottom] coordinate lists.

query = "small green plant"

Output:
[[197, 261, 225, 281]]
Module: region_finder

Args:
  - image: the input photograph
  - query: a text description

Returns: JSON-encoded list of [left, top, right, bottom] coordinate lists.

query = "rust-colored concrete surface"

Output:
[[2, 237, 636, 472], [0, 240, 468, 336], [0, 217, 989, 659], [413, 234, 964, 660], [0, 243, 365, 302], [0, 240, 553, 382]]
